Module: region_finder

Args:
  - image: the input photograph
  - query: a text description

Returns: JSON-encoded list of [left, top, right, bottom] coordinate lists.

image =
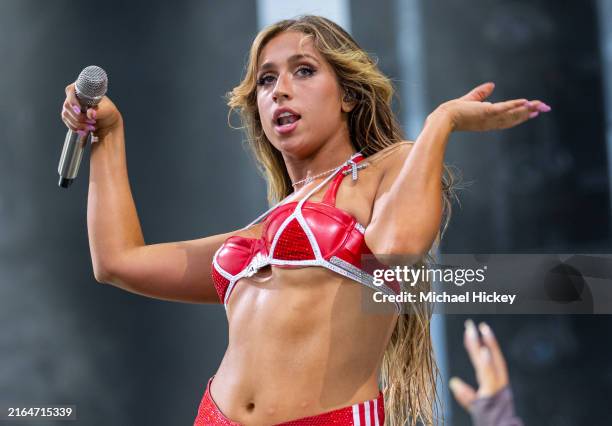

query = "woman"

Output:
[[60, 15, 549, 426]]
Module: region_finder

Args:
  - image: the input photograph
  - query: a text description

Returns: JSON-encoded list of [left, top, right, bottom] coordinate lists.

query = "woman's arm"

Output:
[[86, 114, 142, 280], [63, 84, 239, 304], [97, 232, 239, 304], [364, 82, 549, 257], [87, 106, 251, 304], [364, 112, 451, 257]]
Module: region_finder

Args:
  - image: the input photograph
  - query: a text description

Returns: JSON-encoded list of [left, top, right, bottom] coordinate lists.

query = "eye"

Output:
[[256, 74, 275, 86], [256, 66, 316, 87], [296, 66, 315, 77]]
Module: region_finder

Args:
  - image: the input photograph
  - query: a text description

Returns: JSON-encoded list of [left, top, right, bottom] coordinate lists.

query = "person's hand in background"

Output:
[[449, 320, 524, 426]]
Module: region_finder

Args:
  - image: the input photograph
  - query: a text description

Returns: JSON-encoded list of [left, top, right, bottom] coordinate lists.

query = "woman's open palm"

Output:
[[439, 82, 551, 132]]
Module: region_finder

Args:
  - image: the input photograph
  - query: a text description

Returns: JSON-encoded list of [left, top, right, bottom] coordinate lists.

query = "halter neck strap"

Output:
[[321, 153, 366, 206], [241, 151, 365, 230]]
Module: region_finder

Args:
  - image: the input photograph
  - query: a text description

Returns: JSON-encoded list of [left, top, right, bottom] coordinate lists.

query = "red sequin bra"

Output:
[[211, 152, 401, 312]]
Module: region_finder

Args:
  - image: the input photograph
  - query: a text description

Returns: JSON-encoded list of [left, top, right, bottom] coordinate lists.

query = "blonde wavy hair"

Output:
[[226, 15, 459, 426]]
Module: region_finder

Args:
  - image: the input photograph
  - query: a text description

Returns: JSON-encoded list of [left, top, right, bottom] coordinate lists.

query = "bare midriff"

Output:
[[210, 265, 399, 426]]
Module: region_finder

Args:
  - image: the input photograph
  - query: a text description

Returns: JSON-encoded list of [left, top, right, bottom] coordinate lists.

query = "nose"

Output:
[[272, 72, 292, 102]]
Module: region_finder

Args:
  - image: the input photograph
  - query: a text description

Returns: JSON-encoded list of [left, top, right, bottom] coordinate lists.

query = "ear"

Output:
[[341, 90, 357, 113]]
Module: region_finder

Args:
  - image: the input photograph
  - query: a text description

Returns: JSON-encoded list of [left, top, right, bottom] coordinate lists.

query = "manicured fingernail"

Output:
[[449, 377, 462, 391], [77, 130, 87, 137], [87, 125, 95, 131], [529, 111, 539, 119], [90, 109, 97, 119], [479, 322, 493, 337], [465, 319, 478, 341], [538, 104, 551, 112], [72, 105, 81, 114], [86, 118, 96, 124]]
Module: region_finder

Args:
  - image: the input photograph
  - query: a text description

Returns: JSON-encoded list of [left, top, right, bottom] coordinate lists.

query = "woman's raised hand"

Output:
[[436, 82, 550, 132], [61, 83, 122, 141]]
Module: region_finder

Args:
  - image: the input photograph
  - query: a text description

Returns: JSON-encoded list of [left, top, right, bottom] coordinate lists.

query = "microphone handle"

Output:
[[58, 128, 91, 188]]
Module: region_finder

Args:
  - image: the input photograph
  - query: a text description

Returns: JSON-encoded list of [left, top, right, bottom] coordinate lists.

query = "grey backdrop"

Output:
[[1, 1, 260, 425]]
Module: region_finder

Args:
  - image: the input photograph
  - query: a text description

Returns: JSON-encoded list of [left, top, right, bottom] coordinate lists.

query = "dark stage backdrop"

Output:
[[415, 0, 612, 425], [0, 1, 261, 425]]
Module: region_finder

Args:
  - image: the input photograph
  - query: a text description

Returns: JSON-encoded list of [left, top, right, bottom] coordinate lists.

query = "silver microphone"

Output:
[[58, 65, 108, 188]]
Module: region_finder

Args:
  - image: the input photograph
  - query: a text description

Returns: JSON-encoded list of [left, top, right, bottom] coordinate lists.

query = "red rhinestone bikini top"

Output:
[[211, 152, 401, 311]]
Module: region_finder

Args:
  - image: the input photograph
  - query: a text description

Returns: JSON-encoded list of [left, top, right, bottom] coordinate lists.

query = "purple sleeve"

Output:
[[468, 385, 524, 426]]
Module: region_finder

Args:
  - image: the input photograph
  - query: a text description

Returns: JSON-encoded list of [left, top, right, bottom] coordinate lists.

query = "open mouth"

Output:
[[276, 113, 301, 126], [274, 112, 301, 134]]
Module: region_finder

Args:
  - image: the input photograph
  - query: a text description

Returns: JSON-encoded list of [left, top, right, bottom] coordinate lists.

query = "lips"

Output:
[[272, 107, 301, 135], [274, 117, 300, 135], [272, 107, 300, 124]]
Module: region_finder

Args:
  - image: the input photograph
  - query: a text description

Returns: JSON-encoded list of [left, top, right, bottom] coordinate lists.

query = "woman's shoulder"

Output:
[[364, 140, 415, 172]]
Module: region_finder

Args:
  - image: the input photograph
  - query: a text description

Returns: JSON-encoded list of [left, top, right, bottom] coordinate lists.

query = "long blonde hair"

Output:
[[226, 15, 458, 426]]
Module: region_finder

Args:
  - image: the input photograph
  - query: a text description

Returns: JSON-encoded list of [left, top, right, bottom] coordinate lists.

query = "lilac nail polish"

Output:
[[87, 125, 95, 131], [538, 104, 551, 112], [72, 105, 81, 114], [529, 111, 539, 119], [77, 130, 87, 137]]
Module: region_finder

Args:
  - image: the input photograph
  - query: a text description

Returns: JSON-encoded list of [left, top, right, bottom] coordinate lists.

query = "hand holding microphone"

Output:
[[58, 65, 122, 188]]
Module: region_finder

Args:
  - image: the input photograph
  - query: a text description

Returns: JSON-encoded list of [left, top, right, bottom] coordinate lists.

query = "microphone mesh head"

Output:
[[75, 65, 108, 107]]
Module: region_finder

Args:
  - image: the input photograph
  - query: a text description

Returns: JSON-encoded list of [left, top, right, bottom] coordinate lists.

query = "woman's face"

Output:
[[256, 31, 349, 157]]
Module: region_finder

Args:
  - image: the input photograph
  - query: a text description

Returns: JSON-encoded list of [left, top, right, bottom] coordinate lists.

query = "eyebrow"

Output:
[[258, 54, 320, 73]]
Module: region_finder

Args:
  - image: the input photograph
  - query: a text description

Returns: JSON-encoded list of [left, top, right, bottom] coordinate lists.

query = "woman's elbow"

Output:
[[388, 231, 436, 260], [392, 242, 431, 259], [91, 257, 115, 284], [93, 266, 112, 284]]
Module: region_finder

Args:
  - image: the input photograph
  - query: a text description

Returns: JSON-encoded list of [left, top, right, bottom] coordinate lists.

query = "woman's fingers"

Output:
[[500, 106, 531, 129], [61, 105, 86, 130], [61, 104, 96, 132], [492, 98, 551, 114], [64, 83, 81, 113], [492, 98, 529, 113], [63, 83, 91, 123], [61, 82, 97, 132], [479, 322, 509, 385], [525, 100, 551, 118], [61, 113, 79, 130], [493, 102, 537, 129], [86, 107, 97, 120], [460, 82, 496, 102], [62, 100, 85, 123], [449, 376, 477, 410], [492, 99, 551, 129]]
